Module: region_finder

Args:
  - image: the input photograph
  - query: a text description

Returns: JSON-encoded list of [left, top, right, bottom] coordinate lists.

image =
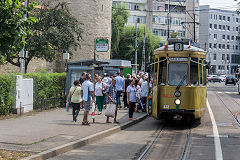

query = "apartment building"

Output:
[[199, 5, 240, 74], [112, 0, 199, 41]]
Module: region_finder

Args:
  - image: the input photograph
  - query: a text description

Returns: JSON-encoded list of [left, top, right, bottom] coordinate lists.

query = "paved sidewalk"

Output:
[[0, 108, 145, 153]]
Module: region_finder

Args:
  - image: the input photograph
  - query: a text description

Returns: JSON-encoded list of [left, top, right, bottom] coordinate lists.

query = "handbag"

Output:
[[105, 103, 116, 117], [66, 88, 77, 112]]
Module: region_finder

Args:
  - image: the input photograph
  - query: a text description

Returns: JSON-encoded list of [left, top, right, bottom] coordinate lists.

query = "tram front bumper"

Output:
[[160, 109, 195, 114]]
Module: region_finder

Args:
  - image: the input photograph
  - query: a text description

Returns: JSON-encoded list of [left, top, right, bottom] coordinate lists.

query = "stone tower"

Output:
[[64, 0, 112, 61]]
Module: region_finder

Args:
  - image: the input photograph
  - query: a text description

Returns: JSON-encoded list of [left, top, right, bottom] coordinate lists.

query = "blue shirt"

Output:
[[115, 76, 124, 91]]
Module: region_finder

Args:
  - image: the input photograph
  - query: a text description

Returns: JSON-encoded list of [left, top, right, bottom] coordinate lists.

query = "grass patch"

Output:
[[0, 149, 32, 160]]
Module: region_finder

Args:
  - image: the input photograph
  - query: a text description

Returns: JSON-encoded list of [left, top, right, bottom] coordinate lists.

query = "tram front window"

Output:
[[168, 63, 188, 86]]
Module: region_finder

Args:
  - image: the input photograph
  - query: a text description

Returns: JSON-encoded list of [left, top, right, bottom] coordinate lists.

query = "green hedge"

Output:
[[0, 74, 16, 115], [0, 72, 66, 115], [23, 72, 66, 110]]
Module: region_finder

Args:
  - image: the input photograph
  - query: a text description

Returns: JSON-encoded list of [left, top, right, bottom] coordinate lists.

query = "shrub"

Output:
[[0, 72, 66, 115], [0, 74, 16, 115], [24, 72, 66, 109]]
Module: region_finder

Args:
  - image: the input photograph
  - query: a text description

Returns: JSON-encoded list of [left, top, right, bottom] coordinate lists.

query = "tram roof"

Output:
[[155, 45, 205, 52]]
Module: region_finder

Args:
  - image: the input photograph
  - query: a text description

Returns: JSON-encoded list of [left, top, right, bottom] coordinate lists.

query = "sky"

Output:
[[199, 0, 239, 10]]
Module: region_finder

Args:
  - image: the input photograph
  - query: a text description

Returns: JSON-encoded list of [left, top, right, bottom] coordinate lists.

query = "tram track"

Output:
[[208, 83, 240, 126], [136, 121, 193, 160]]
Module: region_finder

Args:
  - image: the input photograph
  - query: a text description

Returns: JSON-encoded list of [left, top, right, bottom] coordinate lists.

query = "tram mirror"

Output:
[[206, 62, 211, 69]]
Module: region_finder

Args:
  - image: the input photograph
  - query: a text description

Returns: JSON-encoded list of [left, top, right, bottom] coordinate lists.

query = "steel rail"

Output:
[[209, 83, 240, 127], [180, 129, 192, 160], [137, 123, 164, 160]]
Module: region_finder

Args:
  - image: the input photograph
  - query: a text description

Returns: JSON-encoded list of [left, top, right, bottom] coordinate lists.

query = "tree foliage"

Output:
[[0, 0, 38, 64], [111, 4, 130, 58], [113, 25, 161, 69], [5, 0, 83, 72]]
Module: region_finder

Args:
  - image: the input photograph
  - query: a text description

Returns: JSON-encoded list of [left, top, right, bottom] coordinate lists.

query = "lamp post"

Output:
[[134, 17, 140, 74]]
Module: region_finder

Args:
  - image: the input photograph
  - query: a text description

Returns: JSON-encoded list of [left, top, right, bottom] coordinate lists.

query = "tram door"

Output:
[[152, 57, 159, 118]]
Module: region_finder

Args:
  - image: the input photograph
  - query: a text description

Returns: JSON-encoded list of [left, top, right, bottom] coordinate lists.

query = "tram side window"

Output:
[[153, 58, 158, 86], [190, 58, 199, 86], [203, 59, 207, 85], [199, 59, 203, 85], [158, 57, 167, 85]]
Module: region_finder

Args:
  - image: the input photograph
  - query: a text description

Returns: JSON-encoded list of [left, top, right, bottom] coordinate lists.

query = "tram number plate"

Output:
[[174, 42, 184, 51], [163, 105, 169, 109]]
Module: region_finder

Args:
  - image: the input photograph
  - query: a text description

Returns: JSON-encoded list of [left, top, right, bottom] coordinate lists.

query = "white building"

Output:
[[199, 5, 240, 74], [113, 0, 199, 42]]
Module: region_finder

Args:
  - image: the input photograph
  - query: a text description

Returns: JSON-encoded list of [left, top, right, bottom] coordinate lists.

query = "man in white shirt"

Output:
[[115, 72, 125, 108], [141, 77, 148, 112], [81, 74, 95, 125]]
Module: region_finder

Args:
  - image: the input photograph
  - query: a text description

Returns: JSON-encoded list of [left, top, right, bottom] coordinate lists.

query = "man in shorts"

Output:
[[81, 74, 95, 125]]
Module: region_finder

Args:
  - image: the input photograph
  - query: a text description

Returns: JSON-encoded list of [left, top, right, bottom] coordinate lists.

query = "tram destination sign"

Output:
[[169, 57, 188, 62]]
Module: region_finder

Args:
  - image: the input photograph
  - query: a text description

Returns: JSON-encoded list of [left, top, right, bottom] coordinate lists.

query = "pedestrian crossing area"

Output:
[[216, 91, 239, 94]]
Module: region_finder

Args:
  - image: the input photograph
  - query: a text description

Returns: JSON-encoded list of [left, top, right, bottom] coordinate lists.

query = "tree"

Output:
[[0, 0, 38, 64], [170, 32, 178, 38], [114, 25, 161, 70], [111, 4, 130, 58], [5, 0, 83, 72]]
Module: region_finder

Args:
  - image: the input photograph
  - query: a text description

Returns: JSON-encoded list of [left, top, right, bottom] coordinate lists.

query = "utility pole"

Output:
[[142, 27, 146, 72], [167, 0, 170, 38], [20, 0, 29, 73], [193, 12, 196, 42], [135, 17, 139, 74]]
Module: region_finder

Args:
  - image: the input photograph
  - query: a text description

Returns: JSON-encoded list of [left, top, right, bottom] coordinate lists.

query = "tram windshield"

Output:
[[168, 63, 188, 86]]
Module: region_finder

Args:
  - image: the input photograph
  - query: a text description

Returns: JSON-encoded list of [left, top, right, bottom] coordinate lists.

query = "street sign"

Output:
[[95, 38, 109, 52]]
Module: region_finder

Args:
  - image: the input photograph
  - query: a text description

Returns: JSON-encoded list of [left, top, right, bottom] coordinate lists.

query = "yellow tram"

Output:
[[152, 39, 207, 121]]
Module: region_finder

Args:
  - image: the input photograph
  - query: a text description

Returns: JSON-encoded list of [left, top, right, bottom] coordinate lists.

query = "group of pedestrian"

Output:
[[66, 71, 151, 125]]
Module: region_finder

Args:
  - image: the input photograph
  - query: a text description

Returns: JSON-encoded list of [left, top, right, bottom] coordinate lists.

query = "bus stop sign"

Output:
[[95, 38, 109, 52]]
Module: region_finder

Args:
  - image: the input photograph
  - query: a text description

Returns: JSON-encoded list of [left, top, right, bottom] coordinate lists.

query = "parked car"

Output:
[[208, 75, 221, 82], [225, 76, 237, 85], [219, 75, 226, 82]]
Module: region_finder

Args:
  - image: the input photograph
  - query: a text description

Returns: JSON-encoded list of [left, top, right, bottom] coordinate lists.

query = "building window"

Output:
[[223, 25, 226, 30], [223, 16, 226, 21], [214, 43, 217, 49], [227, 16, 230, 22], [214, 24, 217, 29], [236, 27, 239, 31], [227, 54, 230, 60], [210, 14, 212, 19], [219, 44, 221, 49], [222, 44, 225, 49], [233, 45, 235, 50], [227, 35, 230, 40], [236, 45, 239, 50], [227, 26, 230, 31], [227, 45, 230, 49], [237, 18, 239, 22], [219, 15, 222, 20], [219, 25, 222, 30], [222, 35, 225, 40], [222, 54, 225, 60], [214, 34, 217, 39], [232, 36, 234, 40], [210, 24, 212, 29], [209, 43, 212, 49], [214, 54, 217, 60]]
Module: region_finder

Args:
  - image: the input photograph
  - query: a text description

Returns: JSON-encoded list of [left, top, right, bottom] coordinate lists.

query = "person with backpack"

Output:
[[66, 80, 82, 122], [95, 76, 108, 115]]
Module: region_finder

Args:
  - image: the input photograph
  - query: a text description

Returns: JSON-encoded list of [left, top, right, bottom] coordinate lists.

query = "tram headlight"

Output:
[[175, 99, 181, 105], [174, 90, 181, 97]]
